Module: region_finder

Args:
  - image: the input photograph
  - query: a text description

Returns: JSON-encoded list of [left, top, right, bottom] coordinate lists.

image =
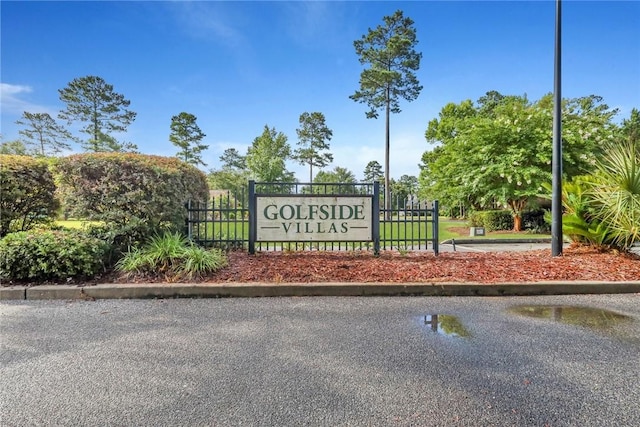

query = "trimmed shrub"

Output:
[[522, 209, 550, 233], [467, 211, 484, 228], [54, 153, 209, 247], [467, 210, 514, 231], [483, 210, 514, 231], [0, 228, 108, 281], [0, 155, 59, 237]]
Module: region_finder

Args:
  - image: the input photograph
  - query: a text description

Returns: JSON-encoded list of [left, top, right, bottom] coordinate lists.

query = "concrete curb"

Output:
[[2, 281, 640, 300]]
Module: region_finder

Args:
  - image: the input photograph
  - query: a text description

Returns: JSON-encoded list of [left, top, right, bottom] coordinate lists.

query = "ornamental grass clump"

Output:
[[116, 232, 227, 281], [587, 139, 640, 250], [547, 140, 640, 251]]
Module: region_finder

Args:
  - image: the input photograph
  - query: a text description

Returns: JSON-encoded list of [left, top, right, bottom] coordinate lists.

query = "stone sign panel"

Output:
[[256, 196, 372, 241]]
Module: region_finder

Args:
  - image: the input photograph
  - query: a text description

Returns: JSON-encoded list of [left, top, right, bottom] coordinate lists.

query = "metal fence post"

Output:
[[248, 180, 256, 255], [373, 182, 380, 256], [433, 200, 439, 256], [185, 201, 192, 239]]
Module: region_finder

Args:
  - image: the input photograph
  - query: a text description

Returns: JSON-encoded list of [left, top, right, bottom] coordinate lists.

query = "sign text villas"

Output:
[[256, 196, 373, 241]]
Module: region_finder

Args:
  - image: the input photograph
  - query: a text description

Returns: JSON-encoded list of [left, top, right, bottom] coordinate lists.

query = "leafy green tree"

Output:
[[0, 139, 29, 155], [169, 112, 208, 166], [207, 168, 249, 207], [350, 10, 422, 213], [557, 94, 619, 176], [621, 108, 640, 145], [16, 111, 75, 156], [420, 99, 480, 212], [219, 148, 246, 171], [363, 160, 383, 183], [476, 90, 506, 118], [313, 166, 357, 194], [245, 125, 294, 182], [292, 112, 333, 182], [420, 92, 619, 231], [58, 75, 137, 152], [210, 148, 248, 204], [389, 174, 418, 209]]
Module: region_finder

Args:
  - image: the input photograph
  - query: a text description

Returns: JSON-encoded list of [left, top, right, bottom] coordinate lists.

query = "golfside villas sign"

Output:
[[248, 181, 381, 254], [256, 196, 372, 241]]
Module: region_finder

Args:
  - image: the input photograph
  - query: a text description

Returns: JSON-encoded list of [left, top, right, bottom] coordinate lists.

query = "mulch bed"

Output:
[[3, 245, 639, 287], [210, 246, 640, 284]]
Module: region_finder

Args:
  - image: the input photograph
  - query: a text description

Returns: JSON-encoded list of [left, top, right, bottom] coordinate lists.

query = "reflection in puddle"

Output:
[[421, 314, 471, 338], [509, 305, 633, 332]]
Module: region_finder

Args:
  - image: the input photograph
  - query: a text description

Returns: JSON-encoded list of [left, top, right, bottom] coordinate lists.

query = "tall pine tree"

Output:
[[351, 10, 422, 215], [58, 75, 137, 152], [169, 112, 208, 167]]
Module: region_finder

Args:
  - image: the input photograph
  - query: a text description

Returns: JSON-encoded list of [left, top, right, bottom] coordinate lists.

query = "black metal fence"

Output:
[[186, 182, 439, 254]]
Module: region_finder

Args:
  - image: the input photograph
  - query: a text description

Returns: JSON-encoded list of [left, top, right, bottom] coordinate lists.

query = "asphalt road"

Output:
[[1, 295, 639, 427]]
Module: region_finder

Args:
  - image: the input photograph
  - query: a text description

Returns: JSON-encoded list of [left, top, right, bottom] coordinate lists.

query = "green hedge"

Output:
[[0, 155, 59, 237], [0, 229, 107, 281], [522, 209, 550, 233], [468, 209, 550, 232], [468, 210, 514, 231], [54, 153, 209, 246]]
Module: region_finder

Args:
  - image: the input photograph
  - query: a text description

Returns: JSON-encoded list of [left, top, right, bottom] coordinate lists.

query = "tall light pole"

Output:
[[551, 0, 563, 256]]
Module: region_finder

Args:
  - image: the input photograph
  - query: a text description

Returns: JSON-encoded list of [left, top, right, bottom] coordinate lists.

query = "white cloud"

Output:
[[166, 2, 259, 83], [169, 2, 244, 49], [389, 133, 427, 178], [0, 83, 51, 115], [1, 83, 32, 96], [325, 133, 425, 182], [279, 2, 348, 50]]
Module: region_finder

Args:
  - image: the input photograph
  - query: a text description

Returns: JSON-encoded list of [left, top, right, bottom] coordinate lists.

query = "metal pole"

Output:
[[433, 200, 439, 256], [551, 0, 563, 256], [373, 181, 380, 256]]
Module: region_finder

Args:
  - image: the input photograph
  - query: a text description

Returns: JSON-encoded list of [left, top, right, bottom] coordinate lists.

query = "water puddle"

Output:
[[509, 305, 633, 334], [420, 314, 471, 338]]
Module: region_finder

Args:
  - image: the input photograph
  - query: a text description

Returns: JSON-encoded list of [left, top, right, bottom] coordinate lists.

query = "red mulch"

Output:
[[210, 245, 640, 284], [4, 245, 639, 287]]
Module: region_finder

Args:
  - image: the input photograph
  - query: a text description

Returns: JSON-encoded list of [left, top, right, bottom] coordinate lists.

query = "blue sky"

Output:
[[2, 1, 639, 181]]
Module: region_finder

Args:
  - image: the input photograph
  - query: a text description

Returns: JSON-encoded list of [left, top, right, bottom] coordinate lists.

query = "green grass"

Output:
[[438, 219, 551, 241], [193, 217, 549, 244], [191, 220, 250, 241], [56, 220, 102, 229], [61, 217, 548, 246]]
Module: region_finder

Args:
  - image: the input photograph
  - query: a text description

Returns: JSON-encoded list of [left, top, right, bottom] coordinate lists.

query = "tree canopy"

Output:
[[58, 75, 137, 152], [312, 166, 357, 194], [363, 160, 383, 183], [389, 174, 418, 209], [219, 148, 246, 171], [0, 140, 29, 155], [419, 91, 619, 230], [621, 108, 640, 145], [292, 112, 333, 182], [245, 125, 294, 183], [350, 9, 422, 214], [16, 112, 75, 156], [169, 112, 208, 166]]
